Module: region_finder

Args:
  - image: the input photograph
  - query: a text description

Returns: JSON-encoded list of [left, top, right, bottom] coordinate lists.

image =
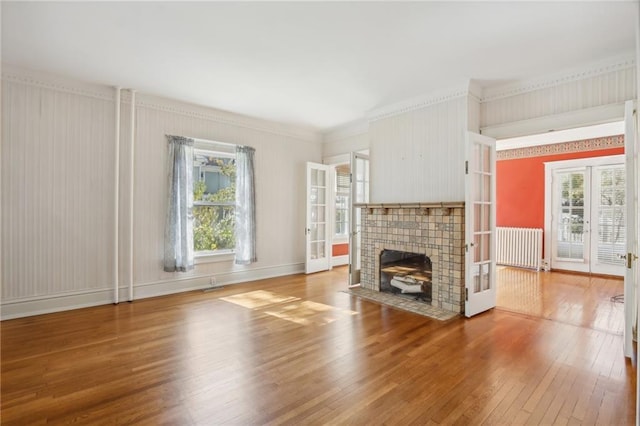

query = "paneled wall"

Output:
[[1, 67, 322, 318], [1, 74, 116, 303], [481, 57, 636, 129], [369, 96, 468, 203]]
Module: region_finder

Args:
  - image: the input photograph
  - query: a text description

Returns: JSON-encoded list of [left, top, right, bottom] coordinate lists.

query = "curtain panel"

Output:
[[163, 135, 195, 272], [235, 146, 257, 264]]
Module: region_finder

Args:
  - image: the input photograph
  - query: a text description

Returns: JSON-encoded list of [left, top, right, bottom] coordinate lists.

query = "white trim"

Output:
[[136, 93, 321, 143], [0, 263, 304, 320], [324, 153, 351, 165], [2, 64, 322, 143], [367, 83, 470, 123], [1, 63, 115, 100], [484, 103, 626, 141], [482, 54, 636, 102], [194, 251, 235, 264]]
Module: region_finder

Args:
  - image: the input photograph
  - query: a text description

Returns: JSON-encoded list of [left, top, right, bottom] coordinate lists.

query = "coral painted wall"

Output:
[[332, 243, 349, 257], [496, 143, 624, 230]]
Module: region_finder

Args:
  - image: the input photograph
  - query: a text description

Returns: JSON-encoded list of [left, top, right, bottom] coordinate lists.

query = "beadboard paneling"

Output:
[[1, 79, 116, 301], [132, 96, 319, 286], [2, 68, 321, 317], [481, 65, 636, 128], [369, 96, 467, 203]]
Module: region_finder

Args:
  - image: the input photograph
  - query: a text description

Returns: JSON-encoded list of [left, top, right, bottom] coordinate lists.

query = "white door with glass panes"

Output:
[[548, 156, 626, 276], [465, 132, 497, 317], [623, 100, 638, 359], [305, 162, 331, 274], [349, 152, 369, 287]]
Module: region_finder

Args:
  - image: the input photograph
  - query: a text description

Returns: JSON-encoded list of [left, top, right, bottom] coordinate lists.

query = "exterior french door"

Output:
[[550, 160, 626, 276]]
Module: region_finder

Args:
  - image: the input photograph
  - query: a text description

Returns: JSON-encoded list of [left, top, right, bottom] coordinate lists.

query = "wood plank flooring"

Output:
[[1, 267, 635, 425]]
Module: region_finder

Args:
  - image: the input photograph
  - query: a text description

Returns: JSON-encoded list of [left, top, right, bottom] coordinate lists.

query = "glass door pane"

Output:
[[556, 171, 586, 261]]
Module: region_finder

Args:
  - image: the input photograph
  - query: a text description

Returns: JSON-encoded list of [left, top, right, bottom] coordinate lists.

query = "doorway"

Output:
[[545, 156, 626, 276]]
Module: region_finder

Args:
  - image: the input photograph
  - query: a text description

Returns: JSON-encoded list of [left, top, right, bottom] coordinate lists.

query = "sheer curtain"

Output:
[[235, 145, 257, 264], [163, 135, 195, 272]]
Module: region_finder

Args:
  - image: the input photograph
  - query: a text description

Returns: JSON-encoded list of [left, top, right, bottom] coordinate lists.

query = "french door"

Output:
[[348, 152, 369, 286], [549, 158, 626, 276], [305, 162, 331, 274], [465, 132, 497, 317]]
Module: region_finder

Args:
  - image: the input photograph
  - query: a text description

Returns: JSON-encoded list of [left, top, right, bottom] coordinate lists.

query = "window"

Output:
[[193, 147, 236, 254], [335, 165, 350, 238]]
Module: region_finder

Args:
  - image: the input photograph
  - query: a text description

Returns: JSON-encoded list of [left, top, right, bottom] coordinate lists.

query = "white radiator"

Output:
[[496, 227, 543, 271]]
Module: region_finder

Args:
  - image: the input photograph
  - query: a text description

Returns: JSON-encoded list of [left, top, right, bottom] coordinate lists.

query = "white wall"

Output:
[[369, 95, 469, 203], [1, 66, 322, 319]]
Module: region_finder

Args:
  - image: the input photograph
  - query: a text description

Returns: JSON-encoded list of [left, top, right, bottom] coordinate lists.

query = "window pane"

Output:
[[193, 149, 236, 252]]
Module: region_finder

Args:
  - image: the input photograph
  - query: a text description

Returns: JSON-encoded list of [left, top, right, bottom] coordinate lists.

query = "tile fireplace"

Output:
[[359, 204, 465, 313]]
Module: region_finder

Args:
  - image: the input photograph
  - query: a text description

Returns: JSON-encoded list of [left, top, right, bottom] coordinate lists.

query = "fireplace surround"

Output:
[[359, 204, 465, 313]]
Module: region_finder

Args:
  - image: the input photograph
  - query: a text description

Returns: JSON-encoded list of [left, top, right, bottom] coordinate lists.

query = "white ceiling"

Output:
[[2, 1, 637, 132]]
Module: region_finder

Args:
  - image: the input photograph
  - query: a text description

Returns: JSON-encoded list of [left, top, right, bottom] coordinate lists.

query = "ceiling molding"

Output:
[[481, 54, 636, 103], [367, 83, 471, 123], [1, 63, 115, 101], [136, 94, 323, 144], [322, 118, 369, 143], [2, 64, 323, 144]]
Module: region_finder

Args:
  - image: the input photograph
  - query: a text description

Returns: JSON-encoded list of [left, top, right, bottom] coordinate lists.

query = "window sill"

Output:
[[333, 237, 349, 245], [195, 250, 235, 264]]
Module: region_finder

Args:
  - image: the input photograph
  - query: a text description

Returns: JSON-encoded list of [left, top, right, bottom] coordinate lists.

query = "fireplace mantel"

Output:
[[355, 201, 464, 216]]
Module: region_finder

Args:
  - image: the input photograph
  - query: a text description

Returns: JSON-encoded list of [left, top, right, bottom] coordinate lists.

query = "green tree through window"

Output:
[[193, 152, 236, 252]]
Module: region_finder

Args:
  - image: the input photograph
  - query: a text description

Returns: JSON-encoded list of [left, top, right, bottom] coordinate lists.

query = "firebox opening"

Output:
[[380, 249, 432, 303]]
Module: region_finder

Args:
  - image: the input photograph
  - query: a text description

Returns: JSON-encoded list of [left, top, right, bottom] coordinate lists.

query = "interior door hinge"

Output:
[[465, 288, 468, 301], [465, 161, 469, 175]]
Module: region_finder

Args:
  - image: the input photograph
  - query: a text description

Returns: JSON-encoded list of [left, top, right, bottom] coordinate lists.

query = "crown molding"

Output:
[[1, 63, 116, 101], [367, 82, 472, 123], [135, 93, 322, 143], [482, 54, 636, 103], [322, 118, 369, 143], [2, 63, 323, 144]]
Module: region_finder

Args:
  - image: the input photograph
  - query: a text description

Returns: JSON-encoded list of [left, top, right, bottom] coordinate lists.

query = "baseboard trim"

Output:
[[1, 263, 304, 320]]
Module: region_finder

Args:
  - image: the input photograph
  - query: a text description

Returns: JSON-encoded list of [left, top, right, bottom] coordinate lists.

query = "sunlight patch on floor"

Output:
[[263, 300, 358, 326], [220, 290, 358, 326], [220, 290, 299, 309]]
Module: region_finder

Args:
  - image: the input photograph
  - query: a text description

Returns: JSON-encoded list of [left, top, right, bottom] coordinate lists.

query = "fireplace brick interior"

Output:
[[360, 206, 465, 313]]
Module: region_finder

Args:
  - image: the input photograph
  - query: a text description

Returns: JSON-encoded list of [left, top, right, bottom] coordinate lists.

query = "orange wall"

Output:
[[332, 243, 349, 257], [496, 147, 624, 229]]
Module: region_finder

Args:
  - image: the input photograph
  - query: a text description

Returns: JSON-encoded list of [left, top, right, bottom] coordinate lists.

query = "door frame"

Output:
[[543, 155, 625, 273]]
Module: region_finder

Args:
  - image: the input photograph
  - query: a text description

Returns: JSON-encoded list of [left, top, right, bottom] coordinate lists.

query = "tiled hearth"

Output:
[[360, 205, 465, 313]]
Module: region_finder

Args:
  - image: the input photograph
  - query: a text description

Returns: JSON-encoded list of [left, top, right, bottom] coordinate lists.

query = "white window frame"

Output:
[[192, 140, 237, 262]]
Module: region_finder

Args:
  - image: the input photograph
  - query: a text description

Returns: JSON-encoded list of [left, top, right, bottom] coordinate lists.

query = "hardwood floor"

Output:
[[496, 266, 626, 335], [1, 267, 635, 425]]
